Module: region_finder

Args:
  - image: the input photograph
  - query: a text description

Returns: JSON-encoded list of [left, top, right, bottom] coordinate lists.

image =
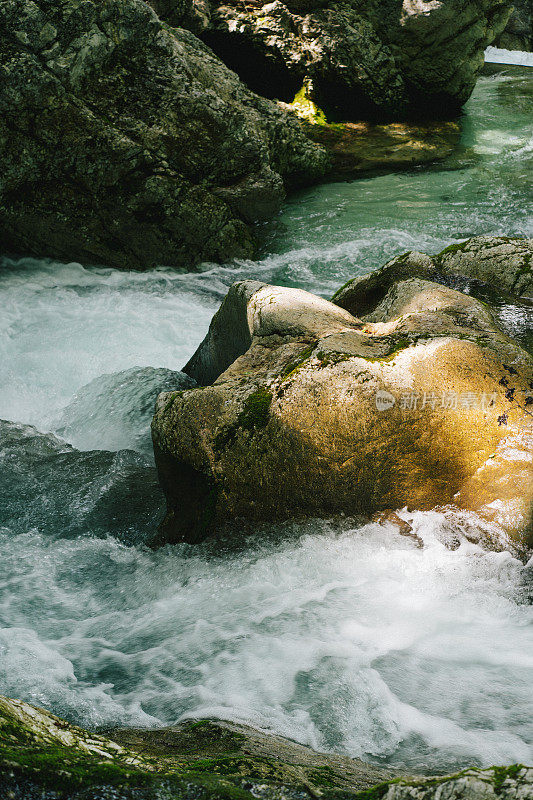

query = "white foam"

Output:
[[0, 517, 531, 771]]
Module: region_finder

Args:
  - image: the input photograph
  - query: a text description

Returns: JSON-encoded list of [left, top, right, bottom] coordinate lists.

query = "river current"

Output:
[[0, 64, 532, 774]]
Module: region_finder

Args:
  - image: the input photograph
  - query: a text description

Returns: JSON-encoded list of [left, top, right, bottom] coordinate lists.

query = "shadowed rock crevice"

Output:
[[200, 0, 512, 122]]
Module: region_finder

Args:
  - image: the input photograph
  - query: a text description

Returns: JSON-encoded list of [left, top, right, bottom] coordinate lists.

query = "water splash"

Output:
[[0, 513, 531, 771], [0, 69, 532, 775]]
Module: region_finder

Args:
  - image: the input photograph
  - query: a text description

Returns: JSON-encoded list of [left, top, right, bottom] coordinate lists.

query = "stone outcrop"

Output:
[[495, 0, 532, 50], [199, 0, 512, 120], [300, 119, 461, 178], [332, 236, 533, 308], [0, 0, 327, 270], [152, 236, 533, 553], [1, 694, 532, 799]]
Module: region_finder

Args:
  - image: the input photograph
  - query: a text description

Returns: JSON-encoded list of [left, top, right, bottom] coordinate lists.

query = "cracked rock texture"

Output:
[[0, 0, 327, 270], [495, 0, 532, 50]]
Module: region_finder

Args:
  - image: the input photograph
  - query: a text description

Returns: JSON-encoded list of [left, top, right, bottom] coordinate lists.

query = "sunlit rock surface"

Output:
[[1, 695, 531, 800], [152, 237, 533, 552], [291, 119, 462, 178]]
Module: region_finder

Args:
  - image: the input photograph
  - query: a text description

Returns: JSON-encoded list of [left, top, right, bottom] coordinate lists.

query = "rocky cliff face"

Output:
[[0, 0, 327, 270], [197, 0, 512, 120], [496, 0, 532, 50], [0, 0, 517, 271]]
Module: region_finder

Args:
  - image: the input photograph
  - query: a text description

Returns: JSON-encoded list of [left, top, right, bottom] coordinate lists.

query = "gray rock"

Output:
[[332, 236, 533, 315], [0, 420, 164, 543], [0, 0, 327, 270], [200, 0, 512, 119], [436, 236, 533, 300], [184, 279, 359, 385]]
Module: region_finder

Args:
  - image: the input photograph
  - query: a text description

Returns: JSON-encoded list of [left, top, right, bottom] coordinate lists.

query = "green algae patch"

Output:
[[435, 241, 469, 258], [0, 709, 255, 799], [308, 765, 343, 788], [492, 764, 524, 793], [213, 388, 273, 454], [186, 755, 292, 783], [280, 344, 317, 379], [238, 387, 273, 431]]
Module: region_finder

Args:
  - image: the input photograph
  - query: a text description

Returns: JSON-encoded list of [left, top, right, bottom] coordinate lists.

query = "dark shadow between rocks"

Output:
[[201, 30, 303, 102]]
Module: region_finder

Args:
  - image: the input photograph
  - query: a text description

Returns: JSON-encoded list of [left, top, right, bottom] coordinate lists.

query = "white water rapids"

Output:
[[0, 67, 532, 774]]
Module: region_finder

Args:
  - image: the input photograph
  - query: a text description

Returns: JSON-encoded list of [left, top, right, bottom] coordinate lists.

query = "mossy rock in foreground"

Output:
[[1, 696, 532, 799]]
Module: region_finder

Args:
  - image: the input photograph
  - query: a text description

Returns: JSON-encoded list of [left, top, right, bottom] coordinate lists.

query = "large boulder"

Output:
[[0, 0, 327, 270], [1, 694, 532, 799], [152, 240, 533, 553], [199, 0, 512, 120]]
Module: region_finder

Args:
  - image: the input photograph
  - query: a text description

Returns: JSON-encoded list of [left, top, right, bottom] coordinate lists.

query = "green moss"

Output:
[[316, 351, 352, 368], [237, 387, 272, 431], [162, 390, 186, 415], [0, 739, 256, 799], [280, 344, 317, 378], [356, 334, 414, 363], [308, 765, 341, 788], [435, 240, 469, 258], [187, 720, 220, 730], [289, 84, 327, 125], [492, 764, 524, 793], [0, 741, 155, 791], [186, 755, 288, 783], [351, 780, 394, 800], [213, 388, 273, 453]]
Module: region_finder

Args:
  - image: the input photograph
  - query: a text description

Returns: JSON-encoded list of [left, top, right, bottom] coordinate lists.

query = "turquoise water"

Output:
[[0, 67, 532, 773]]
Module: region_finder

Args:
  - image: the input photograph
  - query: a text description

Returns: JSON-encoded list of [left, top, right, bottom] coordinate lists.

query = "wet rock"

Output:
[[0, 0, 327, 271], [436, 236, 533, 300], [0, 420, 164, 543], [1, 695, 531, 800], [201, 0, 512, 120], [152, 262, 533, 553], [332, 236, 533, 310], [296, 119, 461, 178]]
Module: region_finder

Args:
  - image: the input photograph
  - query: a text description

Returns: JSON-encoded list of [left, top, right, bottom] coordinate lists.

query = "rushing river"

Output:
[[0, 65, 532, 774]]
